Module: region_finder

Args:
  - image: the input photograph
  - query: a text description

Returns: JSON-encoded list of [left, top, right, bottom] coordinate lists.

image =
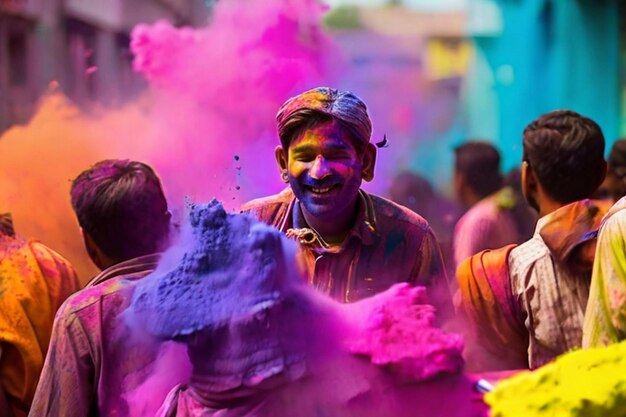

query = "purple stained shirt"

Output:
[[29, 254, 191, 417]]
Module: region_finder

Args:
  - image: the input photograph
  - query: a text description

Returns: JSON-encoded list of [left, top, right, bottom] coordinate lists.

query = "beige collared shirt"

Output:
[[509, 215, 591, 368]]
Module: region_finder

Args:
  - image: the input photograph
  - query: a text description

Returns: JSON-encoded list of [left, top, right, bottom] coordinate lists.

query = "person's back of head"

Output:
[[523, 110, 606, 206], [595, 138, 626, 202], [454, 141, 502, 207], [71, 159, 171, 270], [608, 138, 626, 177]]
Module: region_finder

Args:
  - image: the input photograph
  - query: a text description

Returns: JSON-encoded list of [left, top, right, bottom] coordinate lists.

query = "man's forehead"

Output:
[[290, 128, 354, 150], [291, 140, 351, 152]]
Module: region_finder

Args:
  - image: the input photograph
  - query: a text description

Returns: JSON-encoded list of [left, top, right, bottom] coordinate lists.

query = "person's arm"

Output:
[[583, 211, 626, 347], [455, 246, 528, 372], [29, 306, 95, 417]]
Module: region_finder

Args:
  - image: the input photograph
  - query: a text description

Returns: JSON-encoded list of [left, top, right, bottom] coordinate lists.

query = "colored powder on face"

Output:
[[486, 340, 626, 417], [344, 283, 465, 382]]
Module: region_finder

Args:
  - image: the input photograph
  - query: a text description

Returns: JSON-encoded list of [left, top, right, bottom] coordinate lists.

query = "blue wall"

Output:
[[463, 0, 620, 170]]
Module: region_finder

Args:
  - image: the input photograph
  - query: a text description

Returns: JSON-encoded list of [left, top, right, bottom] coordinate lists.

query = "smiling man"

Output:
[[241, 87, 452, 321]]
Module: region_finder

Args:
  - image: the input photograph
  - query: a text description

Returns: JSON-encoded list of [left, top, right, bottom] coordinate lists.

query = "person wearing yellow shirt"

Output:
[[0, 213, 79, 417], [583, 198, 626, 347]]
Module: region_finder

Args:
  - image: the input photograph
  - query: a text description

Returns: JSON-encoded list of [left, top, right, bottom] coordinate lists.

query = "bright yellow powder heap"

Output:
[[486, 341, 626, 417]]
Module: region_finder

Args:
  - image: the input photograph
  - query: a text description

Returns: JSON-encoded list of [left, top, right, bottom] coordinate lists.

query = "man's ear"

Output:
[[82, 229, 100, 266], [275, 145, 288, 173], [600, 159, 608, 184], [521, 160, 535, 198], [453, 169, 463, 195], [81, 229, 106, 271], [362, 143, 377, 182]]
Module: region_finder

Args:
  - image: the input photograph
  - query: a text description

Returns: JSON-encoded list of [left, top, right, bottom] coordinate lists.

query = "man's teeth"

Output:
[[311, 186, 332, 193]]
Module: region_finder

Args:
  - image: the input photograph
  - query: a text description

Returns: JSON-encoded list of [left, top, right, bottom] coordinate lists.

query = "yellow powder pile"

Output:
[[486, 341, 626, 417]]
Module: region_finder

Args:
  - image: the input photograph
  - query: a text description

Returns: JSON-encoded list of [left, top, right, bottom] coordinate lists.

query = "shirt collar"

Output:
[[533, 213, 550, 235], [281, 189, 377, 252], [87, 253, 162, 287], [535, 199, 610, 264]]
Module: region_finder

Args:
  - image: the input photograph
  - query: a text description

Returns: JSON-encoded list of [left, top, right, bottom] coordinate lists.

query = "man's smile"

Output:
[[304, 183, 341, 195]]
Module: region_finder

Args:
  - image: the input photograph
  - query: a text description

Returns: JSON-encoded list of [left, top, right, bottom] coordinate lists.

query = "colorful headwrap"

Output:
[[276, 87, 372, 146]]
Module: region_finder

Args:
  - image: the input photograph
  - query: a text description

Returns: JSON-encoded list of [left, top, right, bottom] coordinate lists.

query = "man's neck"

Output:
[[463, 189, 485, 209], [538, 200, 567, 218], [300, 199, 359, 246]]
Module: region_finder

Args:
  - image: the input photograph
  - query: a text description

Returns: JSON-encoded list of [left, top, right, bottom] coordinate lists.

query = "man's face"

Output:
[[283, 120, 364, 218]]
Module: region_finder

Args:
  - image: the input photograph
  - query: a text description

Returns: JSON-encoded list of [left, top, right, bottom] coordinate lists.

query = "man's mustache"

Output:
[[300, 177, 342, 188]]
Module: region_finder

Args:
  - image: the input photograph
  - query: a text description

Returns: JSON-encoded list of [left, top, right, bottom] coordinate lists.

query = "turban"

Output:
[[277, 87, 372, 146]]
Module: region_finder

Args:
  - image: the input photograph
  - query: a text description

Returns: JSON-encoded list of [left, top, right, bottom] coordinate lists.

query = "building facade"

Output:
[[463, 0, 622, 169], [0, 0, 210, 132]]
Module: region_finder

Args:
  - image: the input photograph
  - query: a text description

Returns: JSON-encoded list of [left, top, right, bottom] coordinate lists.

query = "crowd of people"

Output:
[[2, 86, 626, 416]]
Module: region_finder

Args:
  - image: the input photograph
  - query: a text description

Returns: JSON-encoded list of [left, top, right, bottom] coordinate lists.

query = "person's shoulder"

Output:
[[455, 197, 508, 238], [28, 240, 71, 263], [603, 207, 626, 231], [476, 244, 518, 266], [57, 273, 140, 321], [369, 193, 431, 234], [240, 188, 294, 214], [457, 244, 517, 286], [465, 196, 502, 222], [28, 240, 78, 276], [0, 236, 80, 298], [604, 196, 626, 219], [509, 234, 550, 273], [597, 207, 626, 252], [601, 198, 626, 233]]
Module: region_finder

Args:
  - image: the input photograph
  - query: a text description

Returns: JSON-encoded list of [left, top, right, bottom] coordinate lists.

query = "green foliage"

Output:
[[324, 6, 361, 29]]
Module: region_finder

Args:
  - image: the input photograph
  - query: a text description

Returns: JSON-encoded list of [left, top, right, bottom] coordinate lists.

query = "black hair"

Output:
[[454, 141, 503, 199], [70, 159, 170, 261], [277, 109, 365, 154], [522, 110, 606, 204]]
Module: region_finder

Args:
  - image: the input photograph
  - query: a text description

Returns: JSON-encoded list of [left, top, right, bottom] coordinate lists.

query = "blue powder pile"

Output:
[[129, 199, 292, 339]]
